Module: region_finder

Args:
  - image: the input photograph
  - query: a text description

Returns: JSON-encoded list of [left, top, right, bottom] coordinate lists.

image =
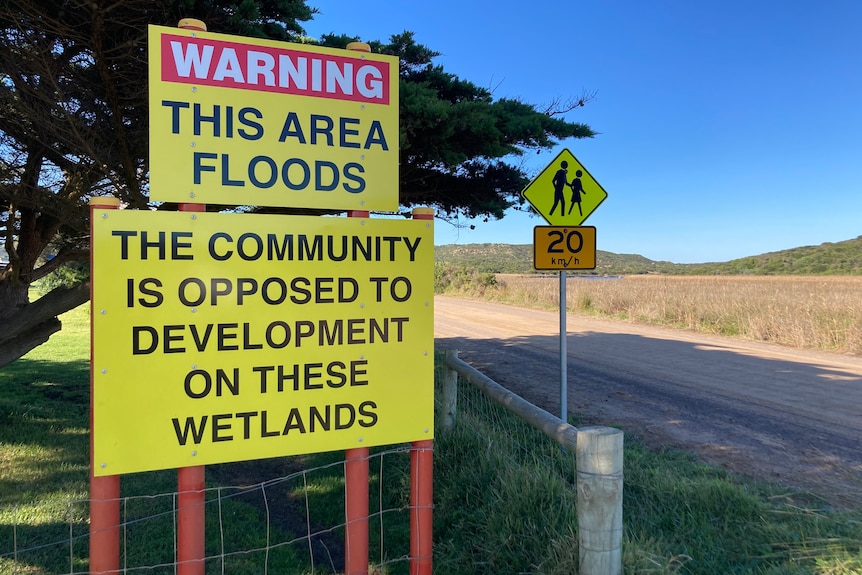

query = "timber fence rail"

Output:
[[440, 349, 624, 575]]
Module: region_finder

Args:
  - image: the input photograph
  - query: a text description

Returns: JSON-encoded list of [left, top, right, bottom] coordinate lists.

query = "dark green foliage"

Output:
[[169, 0, 316, 40], [0, 0, 316, 222], [39, 261, 89, 291], [319, 30, 595, 219], [0, 0, 320, 366]]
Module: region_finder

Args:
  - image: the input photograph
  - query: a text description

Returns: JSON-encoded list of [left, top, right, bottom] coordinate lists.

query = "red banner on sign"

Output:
[[161, 34, 391, 105]]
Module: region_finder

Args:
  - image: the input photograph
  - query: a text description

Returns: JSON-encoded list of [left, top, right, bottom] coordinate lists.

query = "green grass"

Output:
[[0, 300, 90, 574], [2, 299, 862, 574], [435, 382, 862, 574], [0, 301, 361, 575]]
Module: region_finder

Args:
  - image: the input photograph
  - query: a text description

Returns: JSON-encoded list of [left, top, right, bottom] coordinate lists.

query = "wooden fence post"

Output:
[[441, 350, 458, 430], [577, 426, 623, 575]]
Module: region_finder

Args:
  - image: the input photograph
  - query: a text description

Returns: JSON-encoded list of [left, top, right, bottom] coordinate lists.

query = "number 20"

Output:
[[547, 230, 583, 253]]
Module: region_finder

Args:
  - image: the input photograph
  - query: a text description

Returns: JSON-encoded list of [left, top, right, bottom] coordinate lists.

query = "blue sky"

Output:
[[303, 1, 861, 263]]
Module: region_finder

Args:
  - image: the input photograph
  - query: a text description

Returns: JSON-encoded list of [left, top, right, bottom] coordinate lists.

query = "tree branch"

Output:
[[31, 248, 89, 282], [540, 90, 598, 116], [0, 281, 90, 368]]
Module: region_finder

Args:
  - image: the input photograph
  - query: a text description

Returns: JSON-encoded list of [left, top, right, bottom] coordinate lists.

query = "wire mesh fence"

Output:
[[5, 354, 600, 575], [435, 354, 579, 477], [430, 354, 588, 575], [1, 445, 415, 575], [433, 351, 624, 575]]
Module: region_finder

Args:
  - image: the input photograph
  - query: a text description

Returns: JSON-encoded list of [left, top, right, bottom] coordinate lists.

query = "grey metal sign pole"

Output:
[[521, 148, 609, 426], [560, 270, 567, 422]]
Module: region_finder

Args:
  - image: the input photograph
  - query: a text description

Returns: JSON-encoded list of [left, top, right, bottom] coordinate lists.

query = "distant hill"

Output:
[[3, 236, 859, 275], [681, 236, 862, 275], [435, 236, 862, 275], [434, 244, 676, 274]]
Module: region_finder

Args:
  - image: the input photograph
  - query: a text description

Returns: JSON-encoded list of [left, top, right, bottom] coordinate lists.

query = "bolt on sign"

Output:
[[533, 226, 596, 270], [147, 25, 399, 211], [91, 210, 434, 476], [521, 148, 608, 226]]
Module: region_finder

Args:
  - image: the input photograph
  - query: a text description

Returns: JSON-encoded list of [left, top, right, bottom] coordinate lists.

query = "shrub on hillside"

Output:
[[435, 263, 497, 294]]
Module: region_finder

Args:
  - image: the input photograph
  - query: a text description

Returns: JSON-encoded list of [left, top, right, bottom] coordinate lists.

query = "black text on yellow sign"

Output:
[[91, 211, 434, 476], [533, 226, 597, 270], [147, 25, 400, 211]]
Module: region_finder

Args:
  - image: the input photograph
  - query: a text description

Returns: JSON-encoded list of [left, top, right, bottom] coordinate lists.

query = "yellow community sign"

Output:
[[148, 25, 399, 211], [91, 210, 433, 476], [521, 148, 608, 226]]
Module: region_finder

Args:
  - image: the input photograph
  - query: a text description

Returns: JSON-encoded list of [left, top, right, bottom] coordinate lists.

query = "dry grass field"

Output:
[[483, 275, 862, 356]]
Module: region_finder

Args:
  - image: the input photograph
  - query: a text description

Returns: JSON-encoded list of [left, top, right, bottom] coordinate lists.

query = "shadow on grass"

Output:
[[0, 356, 90, 413], [0, 518, 90, 574], [0, 357, 90, 506]]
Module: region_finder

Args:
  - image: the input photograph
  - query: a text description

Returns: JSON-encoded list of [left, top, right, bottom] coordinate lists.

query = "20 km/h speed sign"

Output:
[[533, 226, 596, 270]]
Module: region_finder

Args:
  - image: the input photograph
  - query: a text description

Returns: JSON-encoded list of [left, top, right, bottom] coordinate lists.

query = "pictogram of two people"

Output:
[[549, 161, 587, 217]]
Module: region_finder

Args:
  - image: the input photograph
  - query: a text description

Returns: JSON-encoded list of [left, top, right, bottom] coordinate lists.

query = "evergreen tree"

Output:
[[0, 0, 593, 366]]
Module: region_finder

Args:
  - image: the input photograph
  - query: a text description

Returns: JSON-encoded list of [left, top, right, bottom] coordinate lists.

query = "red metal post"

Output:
[[176, 201, 206, 574], [344, 203, 371, 574], [177, 464, 206, 574], [341, 14, 373, 548], [89, 197, 122, 574], [174, 20, 209, 575], [409, 440, 434, 575], [409, 206, 435, 575], [345, 447, 370, 575]]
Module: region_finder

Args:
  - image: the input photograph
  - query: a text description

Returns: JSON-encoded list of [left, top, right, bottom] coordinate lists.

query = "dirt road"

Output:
[[434, 295, 862, 508]]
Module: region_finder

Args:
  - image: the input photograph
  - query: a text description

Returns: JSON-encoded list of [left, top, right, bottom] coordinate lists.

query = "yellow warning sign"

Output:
[[147, 25, 400, 211], [521, 148, 608, 226], [91, 210, 434, 476]]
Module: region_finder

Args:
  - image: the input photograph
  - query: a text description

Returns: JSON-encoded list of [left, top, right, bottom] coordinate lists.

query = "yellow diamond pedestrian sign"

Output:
[[521, 148, 608, 226]]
